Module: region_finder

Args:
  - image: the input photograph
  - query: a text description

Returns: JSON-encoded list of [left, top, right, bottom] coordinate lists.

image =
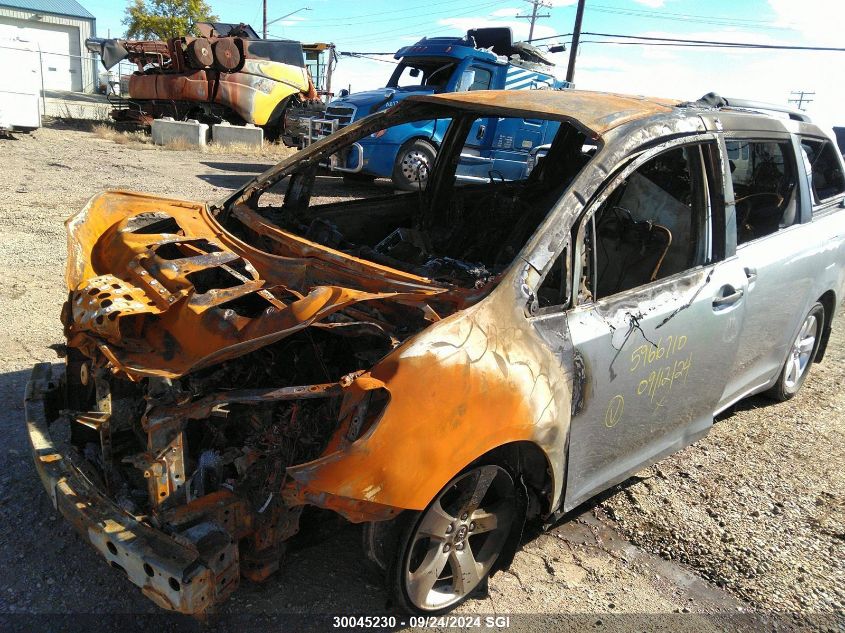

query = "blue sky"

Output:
[[82, 0, 844, 128]]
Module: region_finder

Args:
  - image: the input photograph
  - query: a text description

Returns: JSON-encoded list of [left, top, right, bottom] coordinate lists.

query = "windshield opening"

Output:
[[387, 57, 458, 91], [219, 112, 595, 293]]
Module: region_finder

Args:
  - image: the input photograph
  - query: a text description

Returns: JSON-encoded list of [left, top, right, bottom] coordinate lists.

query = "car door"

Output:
[[717, 135, 815, 409], [532, 137, 748, 511]]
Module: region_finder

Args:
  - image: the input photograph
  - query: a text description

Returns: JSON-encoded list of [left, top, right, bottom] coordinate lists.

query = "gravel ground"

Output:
[[0, 123, 842, 630], [599, 335, 845, 615]]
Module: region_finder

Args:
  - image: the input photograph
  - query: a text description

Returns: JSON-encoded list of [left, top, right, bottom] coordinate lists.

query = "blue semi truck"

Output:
[[309, 28, 571, 190]]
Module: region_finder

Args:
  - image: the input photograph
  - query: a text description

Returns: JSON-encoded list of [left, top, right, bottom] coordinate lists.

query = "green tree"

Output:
[[123, 0, 217, 40]]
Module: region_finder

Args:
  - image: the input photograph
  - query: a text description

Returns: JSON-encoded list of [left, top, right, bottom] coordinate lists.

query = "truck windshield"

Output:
[[387, 57, 457, 91]]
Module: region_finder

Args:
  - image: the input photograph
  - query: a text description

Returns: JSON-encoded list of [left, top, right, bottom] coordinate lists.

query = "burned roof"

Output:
[[407, 89, 681, 136]]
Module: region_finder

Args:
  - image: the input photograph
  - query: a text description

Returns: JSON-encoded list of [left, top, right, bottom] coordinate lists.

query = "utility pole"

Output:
[[788, 90, 815, 111], [566, 0, 586, 83], [516, 0, 551, 43], [263, 0, 267, 39]]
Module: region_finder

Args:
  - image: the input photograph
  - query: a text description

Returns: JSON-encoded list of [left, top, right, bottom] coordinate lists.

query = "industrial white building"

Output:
[[0, 0, 96, 93]]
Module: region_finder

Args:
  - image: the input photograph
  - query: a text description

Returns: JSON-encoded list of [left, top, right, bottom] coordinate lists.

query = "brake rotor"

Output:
[[186, 38, 213, 68], [212, 38, 242, 72]]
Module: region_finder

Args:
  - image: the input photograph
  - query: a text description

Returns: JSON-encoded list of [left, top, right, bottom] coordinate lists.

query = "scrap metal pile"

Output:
[[86, 22, 320, 141]]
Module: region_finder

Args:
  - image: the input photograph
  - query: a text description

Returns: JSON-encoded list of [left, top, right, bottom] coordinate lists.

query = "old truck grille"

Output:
[[325, 104, 356, 128]]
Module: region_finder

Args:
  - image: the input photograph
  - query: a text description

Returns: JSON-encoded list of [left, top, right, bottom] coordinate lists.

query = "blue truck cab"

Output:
[[316, 28, 571, 190]]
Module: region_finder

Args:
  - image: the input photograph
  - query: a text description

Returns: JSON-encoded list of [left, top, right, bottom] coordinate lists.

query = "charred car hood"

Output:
[[64, 191, 451, 379]]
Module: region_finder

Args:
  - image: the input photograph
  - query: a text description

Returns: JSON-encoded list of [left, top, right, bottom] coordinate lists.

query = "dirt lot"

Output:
[[0, 123, 842, 631]]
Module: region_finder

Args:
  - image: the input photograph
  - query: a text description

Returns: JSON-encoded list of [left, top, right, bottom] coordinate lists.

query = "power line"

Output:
[[337, 0, 511, 44], [586, 3, 794, 31], [274, 0, 507, 29], [340, 52, 400, 64], [529, 31, 845, 52]]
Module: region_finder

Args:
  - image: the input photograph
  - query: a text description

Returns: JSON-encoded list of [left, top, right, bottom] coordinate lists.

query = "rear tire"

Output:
[[392, 139, 436, 191], [767, 302, 824, 401]]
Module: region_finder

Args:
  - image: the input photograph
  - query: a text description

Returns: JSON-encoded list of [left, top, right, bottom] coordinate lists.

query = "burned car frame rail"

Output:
[[27, 88, 845, 614]]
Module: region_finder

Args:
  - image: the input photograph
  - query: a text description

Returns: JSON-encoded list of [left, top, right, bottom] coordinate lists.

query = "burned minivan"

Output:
[[25, 90, 845, 614]]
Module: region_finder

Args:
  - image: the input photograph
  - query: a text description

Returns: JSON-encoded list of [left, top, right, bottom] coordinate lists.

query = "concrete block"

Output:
[[212, 122, 264, 148], [151, 117, 208, 147]]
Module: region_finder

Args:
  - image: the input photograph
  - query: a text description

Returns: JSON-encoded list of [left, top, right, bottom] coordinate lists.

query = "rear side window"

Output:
[[725, 140, 799, 245], [800, 138, 845, 204]]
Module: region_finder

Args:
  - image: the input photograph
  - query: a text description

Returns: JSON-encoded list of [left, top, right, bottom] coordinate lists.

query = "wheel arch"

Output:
[[472, 440, 555, 519], [815, 290, 836, 362], [398, 135, 440, 152]]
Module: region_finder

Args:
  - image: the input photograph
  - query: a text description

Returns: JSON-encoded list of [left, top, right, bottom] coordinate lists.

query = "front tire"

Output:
[[392, 139, 436, 191], [768, 302, 824, 401], [388, 465, 518, 614]]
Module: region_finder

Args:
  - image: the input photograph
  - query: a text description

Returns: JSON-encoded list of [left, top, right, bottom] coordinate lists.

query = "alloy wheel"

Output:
[[403, 465, 516, 611], [784, 313, 819, 390]]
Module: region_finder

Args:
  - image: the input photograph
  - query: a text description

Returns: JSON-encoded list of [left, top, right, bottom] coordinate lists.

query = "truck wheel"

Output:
[[767, 302, 824, 401], [392, 139, 436, 191], [388, 465, 518, 613]]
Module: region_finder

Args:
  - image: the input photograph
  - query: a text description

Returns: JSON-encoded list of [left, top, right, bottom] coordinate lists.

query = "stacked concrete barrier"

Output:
[[151, 117, 209, 147], [212, 122, 264, 148]]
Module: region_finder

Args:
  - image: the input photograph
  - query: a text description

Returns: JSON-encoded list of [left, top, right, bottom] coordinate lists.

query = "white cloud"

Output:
[[633, 0, 666, 7], [491, 8, 521, 18], [570, 25, 845, 131], [767, 0, 845, 45]]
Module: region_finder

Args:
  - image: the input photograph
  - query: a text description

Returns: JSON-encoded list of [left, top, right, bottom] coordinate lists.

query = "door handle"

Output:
[[476, 124, 486, 140], [744, 267, 757, 282], [713, 288, 744, 308]]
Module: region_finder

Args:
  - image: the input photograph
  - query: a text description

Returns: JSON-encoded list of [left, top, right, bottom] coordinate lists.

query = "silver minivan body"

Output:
[[519, 109, 845, 511]]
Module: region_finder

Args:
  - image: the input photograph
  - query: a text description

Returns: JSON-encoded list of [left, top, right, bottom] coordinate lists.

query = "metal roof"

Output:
[[0, 0, 95, 20], [408, 89, 680, 136]]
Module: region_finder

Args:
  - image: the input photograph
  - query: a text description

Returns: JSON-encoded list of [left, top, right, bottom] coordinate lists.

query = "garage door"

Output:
[[0, 19, 81, 92]]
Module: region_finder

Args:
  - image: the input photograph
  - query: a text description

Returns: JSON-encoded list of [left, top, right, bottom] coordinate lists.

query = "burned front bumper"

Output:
[[24, 362, 236, 614]]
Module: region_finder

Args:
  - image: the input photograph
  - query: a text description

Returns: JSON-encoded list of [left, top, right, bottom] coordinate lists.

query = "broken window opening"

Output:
[[220, 115, 594, 293], [581, 144, 712, 301], [799, 137, 845, 206], [726, 139, 798, 245], [537, 247, 569, 309]]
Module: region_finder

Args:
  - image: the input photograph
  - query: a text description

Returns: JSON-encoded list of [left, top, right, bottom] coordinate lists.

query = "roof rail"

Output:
[[721, 96, 811, 122]]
